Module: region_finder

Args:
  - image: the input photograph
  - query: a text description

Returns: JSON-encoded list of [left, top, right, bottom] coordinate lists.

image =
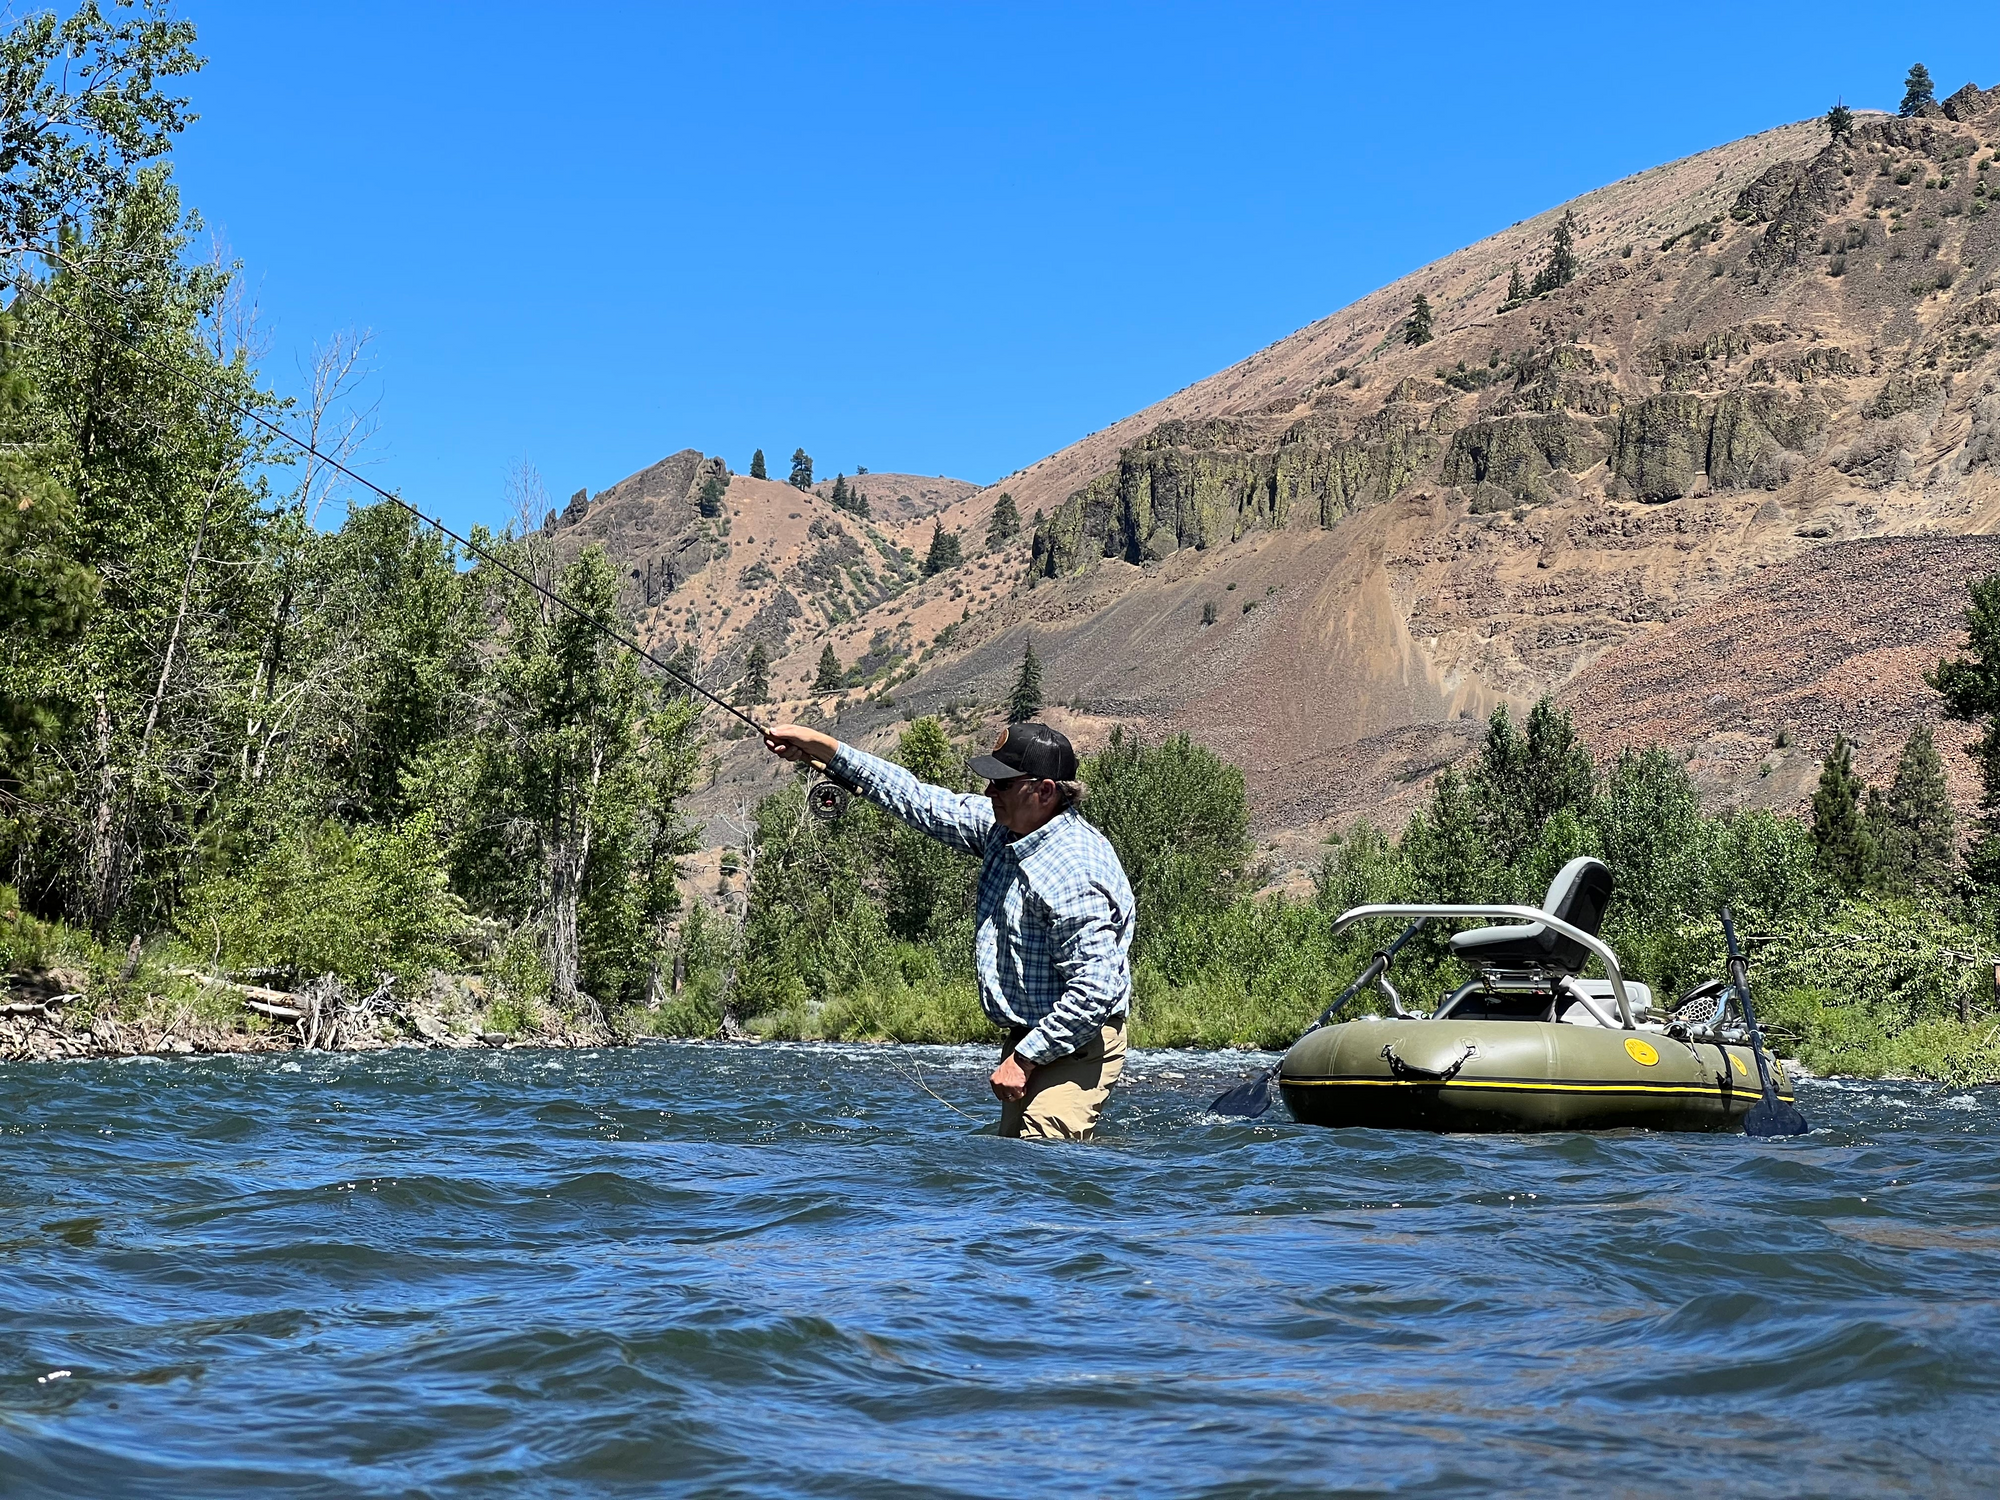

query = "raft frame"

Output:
[[1332, 903, 1639, 1028]]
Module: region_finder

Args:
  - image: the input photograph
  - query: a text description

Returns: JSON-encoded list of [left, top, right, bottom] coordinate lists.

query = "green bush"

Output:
[[179, 812, 464, 984]]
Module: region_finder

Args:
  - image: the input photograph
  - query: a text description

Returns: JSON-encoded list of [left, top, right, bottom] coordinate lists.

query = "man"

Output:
[[762, 719, 1134, 1141]]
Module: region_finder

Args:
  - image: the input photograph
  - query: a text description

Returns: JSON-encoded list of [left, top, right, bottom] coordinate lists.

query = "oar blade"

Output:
[[1743, 1096, 1809, 1138], [1209, 1067, 1279, 1118]]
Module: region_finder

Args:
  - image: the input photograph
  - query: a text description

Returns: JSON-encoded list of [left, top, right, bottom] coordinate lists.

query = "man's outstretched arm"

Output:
[[764, 724, 994, 855]]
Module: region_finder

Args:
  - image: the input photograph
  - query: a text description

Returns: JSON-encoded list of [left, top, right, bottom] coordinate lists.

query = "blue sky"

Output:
[[167, 2, 1997, 531]]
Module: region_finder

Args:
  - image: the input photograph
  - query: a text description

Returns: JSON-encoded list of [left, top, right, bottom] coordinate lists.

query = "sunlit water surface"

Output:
[[3, 1043, 1998, 1497]]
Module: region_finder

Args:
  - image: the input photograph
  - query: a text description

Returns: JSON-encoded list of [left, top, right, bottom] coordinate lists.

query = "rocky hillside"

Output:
[[555, 82, 2000, 861]]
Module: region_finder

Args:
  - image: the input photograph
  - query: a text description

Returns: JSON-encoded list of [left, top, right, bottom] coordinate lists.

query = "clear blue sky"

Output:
[[168, 1, 1996, 531]]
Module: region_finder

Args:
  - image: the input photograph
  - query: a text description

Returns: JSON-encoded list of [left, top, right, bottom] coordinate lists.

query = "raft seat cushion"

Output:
[[1449, 856, 1616, 974]]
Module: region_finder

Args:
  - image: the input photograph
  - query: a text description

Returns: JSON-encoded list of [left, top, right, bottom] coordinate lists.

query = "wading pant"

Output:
[[1000, 1021, 1127, 1142]]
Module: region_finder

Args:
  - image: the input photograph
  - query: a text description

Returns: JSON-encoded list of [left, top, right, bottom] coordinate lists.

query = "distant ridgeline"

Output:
[[1030, 89, 2000, 579]]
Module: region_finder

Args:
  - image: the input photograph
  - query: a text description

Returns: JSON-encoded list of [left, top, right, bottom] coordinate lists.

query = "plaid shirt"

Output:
[[830, 744, 1134, 1065]]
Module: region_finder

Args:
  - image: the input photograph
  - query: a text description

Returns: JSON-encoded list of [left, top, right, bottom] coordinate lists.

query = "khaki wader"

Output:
[[999, 1021, 1127, 1141]]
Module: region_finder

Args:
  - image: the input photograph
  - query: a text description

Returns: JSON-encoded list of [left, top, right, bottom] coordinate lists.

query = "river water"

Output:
[[3, 1043, 1997, 1498]]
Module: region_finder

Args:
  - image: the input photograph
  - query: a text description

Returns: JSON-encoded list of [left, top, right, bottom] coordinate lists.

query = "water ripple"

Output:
[[2, 1043, 1997, 1497]]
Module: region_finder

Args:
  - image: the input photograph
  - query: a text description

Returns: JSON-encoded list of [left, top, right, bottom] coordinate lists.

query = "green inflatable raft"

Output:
[[1271, 858, 1796, 1135]]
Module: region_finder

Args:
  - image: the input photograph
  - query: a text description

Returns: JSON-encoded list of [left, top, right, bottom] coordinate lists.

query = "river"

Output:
[[3, 1043, 1997, 1497]]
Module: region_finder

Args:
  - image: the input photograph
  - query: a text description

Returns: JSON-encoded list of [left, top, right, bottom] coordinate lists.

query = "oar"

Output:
[[1721, 906, 1808, 1138], [1209, 918, 1427, 1118]]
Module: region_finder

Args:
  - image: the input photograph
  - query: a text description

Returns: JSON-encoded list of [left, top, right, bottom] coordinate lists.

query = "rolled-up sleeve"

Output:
[[1014, 876, 1130, 1066], [829, 744, 994, 856]]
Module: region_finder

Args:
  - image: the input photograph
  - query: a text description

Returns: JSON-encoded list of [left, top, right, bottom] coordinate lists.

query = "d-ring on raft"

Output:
[[1275, 859, 1797, 1133]]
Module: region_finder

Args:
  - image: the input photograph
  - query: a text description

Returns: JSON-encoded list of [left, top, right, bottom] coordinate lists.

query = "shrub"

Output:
[[179, 813, 464, 985]]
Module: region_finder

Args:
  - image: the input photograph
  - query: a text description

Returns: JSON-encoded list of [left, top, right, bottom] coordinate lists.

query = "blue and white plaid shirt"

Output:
[[830, 744, 1134, 1065]]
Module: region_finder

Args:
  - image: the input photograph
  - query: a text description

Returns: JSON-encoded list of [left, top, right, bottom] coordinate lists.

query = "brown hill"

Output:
[[560, 85, 2000, 860]]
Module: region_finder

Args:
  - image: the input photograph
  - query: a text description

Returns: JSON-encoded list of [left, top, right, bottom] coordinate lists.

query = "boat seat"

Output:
[[1448, 857, 1615, 975]]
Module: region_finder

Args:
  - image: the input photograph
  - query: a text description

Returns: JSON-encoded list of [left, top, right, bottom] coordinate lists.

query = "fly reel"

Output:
[[808, 778, 851, 821]]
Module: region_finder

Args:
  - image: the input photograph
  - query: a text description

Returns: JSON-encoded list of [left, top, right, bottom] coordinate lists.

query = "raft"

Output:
[[1276, 856, 1796, 1135], [1279, 1017, 1791, 1133]]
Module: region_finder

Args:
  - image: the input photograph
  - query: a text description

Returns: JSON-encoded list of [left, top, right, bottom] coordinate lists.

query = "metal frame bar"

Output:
[[1333, 904, 1637, 1029]]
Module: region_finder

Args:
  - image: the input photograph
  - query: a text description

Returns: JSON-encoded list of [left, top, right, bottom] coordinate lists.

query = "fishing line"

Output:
[[4, 255, 769, 738]]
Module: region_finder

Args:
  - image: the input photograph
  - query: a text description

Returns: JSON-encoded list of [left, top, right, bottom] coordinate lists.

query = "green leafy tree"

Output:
[[1530, 210, 1580, 295], [1401, 766, 1488, 903], [0, 2, 200, 251], [880, 716, 978, 944], [1467, 698, 1595, 876], [1900, 63, 1935, 118], [468, 546, 698, 1022], [923, 519, 962, 576], [1825, 100, 1855, 144], [1404, 293, 1434, 346], [10, 171, 282, 933], [749, 448, 767, 480], [737, 640, 770, 706], [986, 491, 1021, 547], [1006, 638, 1043, 723], [1810, 733, 1878, 892], [1505, 264, 1528, 303], [1877, 722, 1955, 891], [1929, 573, 2000, 886], [788, 448, 813, 490], [813, 641, 843, 692], [1081, 727, 1250, 951]]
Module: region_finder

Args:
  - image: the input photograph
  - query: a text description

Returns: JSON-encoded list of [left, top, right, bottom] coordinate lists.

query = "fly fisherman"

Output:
[[761, 720, 1135, 1141]]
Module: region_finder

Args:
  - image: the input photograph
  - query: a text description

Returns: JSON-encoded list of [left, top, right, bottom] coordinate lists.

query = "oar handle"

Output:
[[1307, 917, 1428, 1032]]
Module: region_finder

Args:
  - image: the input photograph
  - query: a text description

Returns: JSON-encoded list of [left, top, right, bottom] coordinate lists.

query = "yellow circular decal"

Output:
[[1731, 1053, 1749, 1077], [1625, 1037, 1660, 1067]]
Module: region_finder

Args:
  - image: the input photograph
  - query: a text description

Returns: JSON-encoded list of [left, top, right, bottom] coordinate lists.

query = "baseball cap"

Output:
[[968, 722, 1078, 784]]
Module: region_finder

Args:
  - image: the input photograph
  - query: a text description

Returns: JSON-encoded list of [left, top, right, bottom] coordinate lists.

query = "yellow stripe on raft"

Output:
[[1284, 1076, 1795, 1101]]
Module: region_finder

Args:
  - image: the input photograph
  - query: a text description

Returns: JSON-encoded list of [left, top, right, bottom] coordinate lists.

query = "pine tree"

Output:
[[1007, 639, 1043, 723], [1900, 63, 1935, 118], [1404, 293, 1434, 347], [1825, 100, 1855, 145], [749, 449, 767, 480], [813, 642, 843, 692], [923, 519, 962, 576], [831, 473, 849, 511], [846, 484, 870, 520], [696, 473, 726, 518], [1505, 264, 1527, 304], [1810, 734, 1878, 891], [1881, 722, 1955, 890], [1929, 573, 2000, 887], [736, 640, 770, 705], [788, 448, 813, 490], [986, 491, 1021, 547], [1530, 211, 1579, 296]]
